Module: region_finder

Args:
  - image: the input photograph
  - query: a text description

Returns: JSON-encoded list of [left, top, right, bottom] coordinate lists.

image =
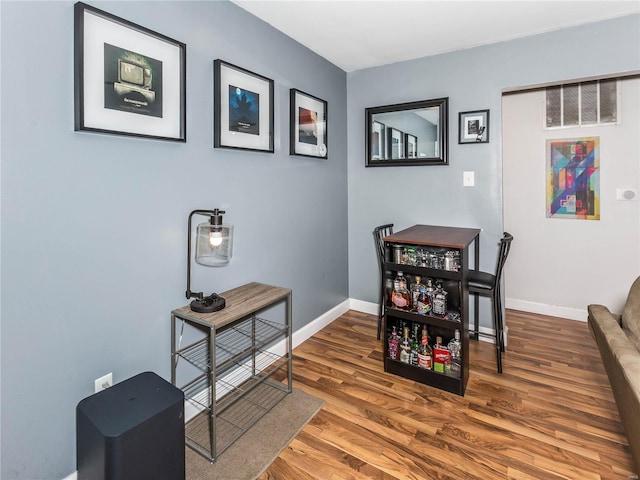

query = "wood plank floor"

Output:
[[259, 309, 637, 480]]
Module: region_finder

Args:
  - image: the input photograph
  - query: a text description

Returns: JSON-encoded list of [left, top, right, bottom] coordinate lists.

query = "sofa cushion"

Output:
[[622, 276, 640, 351]]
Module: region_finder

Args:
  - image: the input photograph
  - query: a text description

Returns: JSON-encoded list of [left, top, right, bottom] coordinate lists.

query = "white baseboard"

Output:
[[348, 298, 378, 315], [183, 298, 351, 422], [293, 299, 351, 348], [351, 297, 587, 325], [505, 297, 587, 322], [64, 299, 351, 480], [182, 299, 352, 423], [61, 297, 536, 480]]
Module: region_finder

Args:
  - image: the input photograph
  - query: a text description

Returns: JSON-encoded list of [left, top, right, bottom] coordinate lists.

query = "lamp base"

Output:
[[190, 294, 225, 313]]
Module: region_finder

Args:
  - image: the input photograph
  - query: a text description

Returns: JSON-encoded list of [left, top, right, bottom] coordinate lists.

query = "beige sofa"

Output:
[[588, 276, 640, 476]]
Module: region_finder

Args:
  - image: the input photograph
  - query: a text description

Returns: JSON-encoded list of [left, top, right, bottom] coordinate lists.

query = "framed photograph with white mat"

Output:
[[74, 2, 186, 141], [214, 60, 274, 153], [290, 89, 328, 159], [458, 109, 489, 144]]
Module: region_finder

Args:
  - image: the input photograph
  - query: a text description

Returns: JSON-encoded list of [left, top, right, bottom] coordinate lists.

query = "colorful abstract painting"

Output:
[[546, 137, 600, 220]]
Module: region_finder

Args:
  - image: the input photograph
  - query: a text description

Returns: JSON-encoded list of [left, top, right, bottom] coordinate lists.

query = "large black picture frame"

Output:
[[214, 59, 274, 153], [290, 89, 328, 159], [74, 2, 186, 142]]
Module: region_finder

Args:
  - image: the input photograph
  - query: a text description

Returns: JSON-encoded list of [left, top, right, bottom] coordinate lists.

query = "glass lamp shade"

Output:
[[195, 222, 233, 266]]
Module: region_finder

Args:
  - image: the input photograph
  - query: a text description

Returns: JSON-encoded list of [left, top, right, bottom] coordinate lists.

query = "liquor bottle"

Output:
[[446, 250, 461, 271], [417, 327, 432, 370], [391, 272, 411, 310], [447, 329, 462, 378], [406, 247, 417, 266], [424, 278, 436, 305], [433, 336, 451, 374], [410, 324, 420, 366], [393, 271, 401, 290], [444, 250, 459, 271], [385, 277, 394, 308], [399, 326, 412, 363], [415, 285, 430, 315], [392, 244, 403, 263], [410, 275, 424, 310], [432, 281, 448, 317], [388, 326, 399, 361]]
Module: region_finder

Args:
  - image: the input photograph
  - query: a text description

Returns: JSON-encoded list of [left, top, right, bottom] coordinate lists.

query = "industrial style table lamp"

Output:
[[186, 209, 233, 313]]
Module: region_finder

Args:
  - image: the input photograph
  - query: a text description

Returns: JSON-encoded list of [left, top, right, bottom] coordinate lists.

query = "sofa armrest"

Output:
[[587, 303, 640, 475], [587, 304, 622, 339]]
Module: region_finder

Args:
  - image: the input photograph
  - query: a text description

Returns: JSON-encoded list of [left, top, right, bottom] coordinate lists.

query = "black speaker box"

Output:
[[76, 371, 185, 480]]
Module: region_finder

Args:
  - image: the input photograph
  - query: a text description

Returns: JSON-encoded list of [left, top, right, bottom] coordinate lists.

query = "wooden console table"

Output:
[[171, 282, 292, 462]]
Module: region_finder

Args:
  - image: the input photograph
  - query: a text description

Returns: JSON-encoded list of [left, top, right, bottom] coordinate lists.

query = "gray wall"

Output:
[[2, 2, 639, 478], [0, 1, 347, 478], [347, 14, 640, 320]]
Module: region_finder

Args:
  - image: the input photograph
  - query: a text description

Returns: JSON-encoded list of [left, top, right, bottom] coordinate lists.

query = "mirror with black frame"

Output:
[[366, 97, 448, 167]]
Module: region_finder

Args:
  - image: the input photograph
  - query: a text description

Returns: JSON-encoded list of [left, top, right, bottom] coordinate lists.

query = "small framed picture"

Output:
[[405, 134, 417, 158], [388, 128, 405, 159], [290, 89, 328, 158], [74, 2, 186, 141], [214, 59, 274, 152], [459, 109, 490, 144]]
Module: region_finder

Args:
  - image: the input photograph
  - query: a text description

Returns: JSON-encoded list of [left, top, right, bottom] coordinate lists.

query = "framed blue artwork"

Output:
[[214, 60, 274, 152]]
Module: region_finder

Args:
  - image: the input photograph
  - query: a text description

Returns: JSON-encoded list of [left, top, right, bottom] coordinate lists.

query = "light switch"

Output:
[[463, 171, 475, 187]]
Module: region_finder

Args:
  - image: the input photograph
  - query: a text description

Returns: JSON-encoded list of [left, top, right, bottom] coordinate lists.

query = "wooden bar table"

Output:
[[382, 225, 480, 395]]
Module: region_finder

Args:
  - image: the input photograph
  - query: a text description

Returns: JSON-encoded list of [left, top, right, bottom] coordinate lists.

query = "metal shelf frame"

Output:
[[171, 282, 292, 463]]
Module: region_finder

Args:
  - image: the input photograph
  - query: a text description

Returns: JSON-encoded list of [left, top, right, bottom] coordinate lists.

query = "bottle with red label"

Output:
[[433, 336, 451, 374], [417, 326, 433, 370]]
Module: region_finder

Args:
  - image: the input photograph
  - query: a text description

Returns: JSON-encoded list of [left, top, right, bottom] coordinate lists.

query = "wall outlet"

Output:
[[463, 171, 475, 187], [94, 373, 112, 393]]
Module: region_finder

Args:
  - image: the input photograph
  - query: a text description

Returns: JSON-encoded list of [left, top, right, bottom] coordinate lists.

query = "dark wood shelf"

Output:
[[382, 225, 479, 396], [384, 262, 460, 280], [384, 358, 462, 395], [386, 307, 461, 330]]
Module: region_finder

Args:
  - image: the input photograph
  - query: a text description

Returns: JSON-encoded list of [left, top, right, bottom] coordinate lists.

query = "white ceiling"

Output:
[[232, 0, 640, 72]]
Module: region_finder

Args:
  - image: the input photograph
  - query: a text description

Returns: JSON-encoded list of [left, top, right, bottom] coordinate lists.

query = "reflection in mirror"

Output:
[[366, 98, 448, 167]]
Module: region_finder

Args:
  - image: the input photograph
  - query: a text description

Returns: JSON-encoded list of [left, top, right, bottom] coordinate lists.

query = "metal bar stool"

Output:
[[468, 232, 514, 373], [372, 223, 394, 340]]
